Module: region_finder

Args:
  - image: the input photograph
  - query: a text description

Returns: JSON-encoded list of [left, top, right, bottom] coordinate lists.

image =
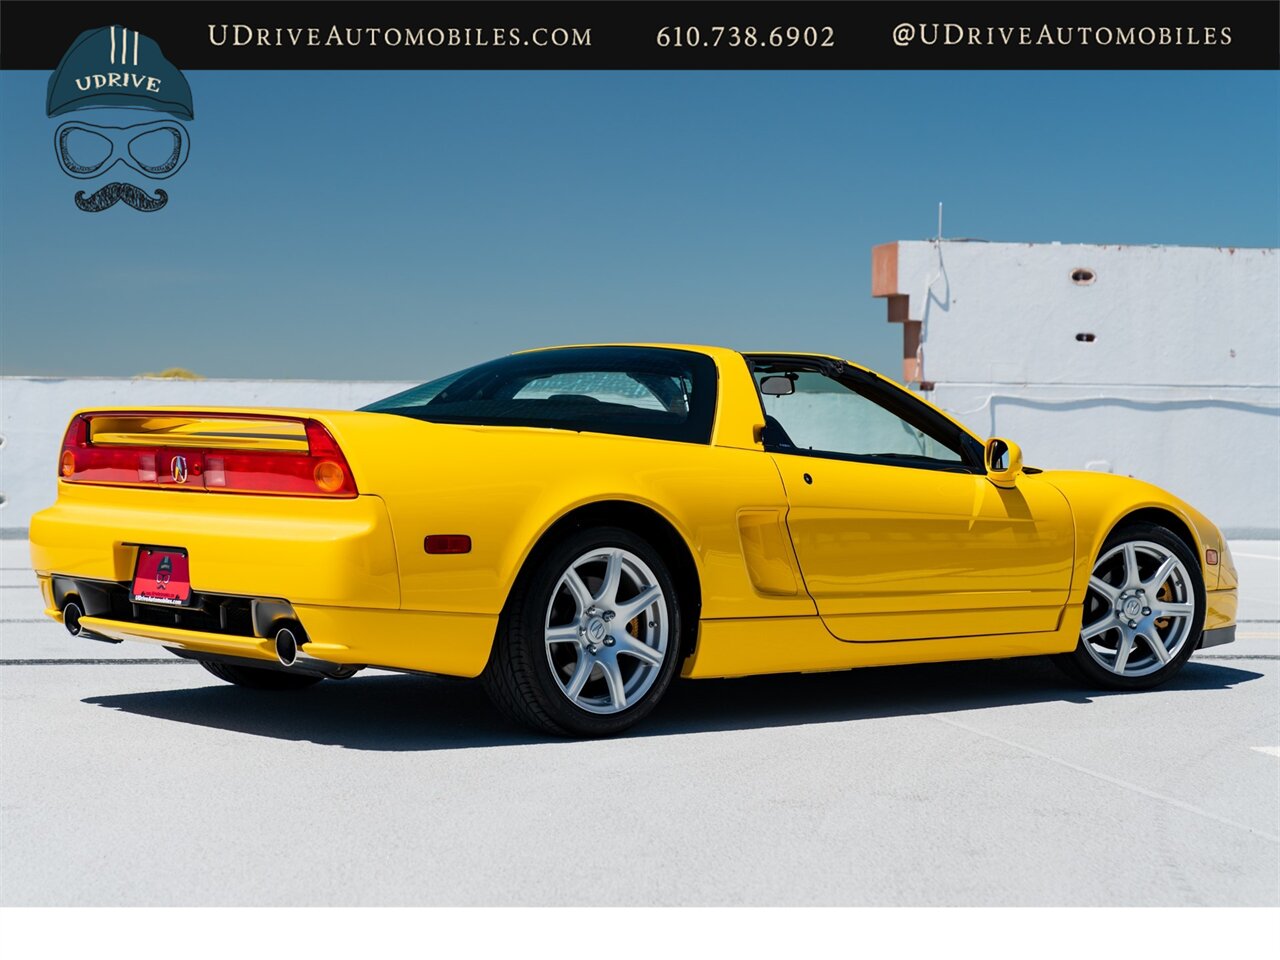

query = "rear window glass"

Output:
[[361, 346, 718, 444]]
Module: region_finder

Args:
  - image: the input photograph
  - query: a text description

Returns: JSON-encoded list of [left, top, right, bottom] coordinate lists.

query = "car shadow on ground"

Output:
[[82, 655, 1265, 752]]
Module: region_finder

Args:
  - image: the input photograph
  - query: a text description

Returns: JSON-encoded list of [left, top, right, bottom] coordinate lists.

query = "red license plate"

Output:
[[131, 546, 192, 606]]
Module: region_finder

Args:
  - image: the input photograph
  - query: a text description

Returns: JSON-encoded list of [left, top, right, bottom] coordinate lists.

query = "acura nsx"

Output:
[[30, 345, 1238, 735]]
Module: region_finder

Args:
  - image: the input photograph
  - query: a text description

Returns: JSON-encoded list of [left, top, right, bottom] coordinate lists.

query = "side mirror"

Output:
[[985, 437, 1023, 488], [759, 375, 795, 397]]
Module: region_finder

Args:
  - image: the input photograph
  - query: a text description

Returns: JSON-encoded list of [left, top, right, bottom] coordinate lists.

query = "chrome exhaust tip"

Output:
[[63, 601, 84, 636], [61, 600, 117, 644], [272, 623, 356, 678], [274, 626, 300, 667]]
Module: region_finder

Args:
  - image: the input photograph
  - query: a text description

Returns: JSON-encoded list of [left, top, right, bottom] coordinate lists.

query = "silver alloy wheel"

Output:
[[1080, 539, 1196, 678], [544, 546, 669, 715]]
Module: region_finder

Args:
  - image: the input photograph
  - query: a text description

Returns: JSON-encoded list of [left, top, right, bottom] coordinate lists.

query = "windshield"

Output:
[[361, 346, 719, 444]]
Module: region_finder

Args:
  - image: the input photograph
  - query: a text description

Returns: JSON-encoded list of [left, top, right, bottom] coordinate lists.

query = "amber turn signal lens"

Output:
[[60, 450, 75, 477], [313, 460, 345, 493]]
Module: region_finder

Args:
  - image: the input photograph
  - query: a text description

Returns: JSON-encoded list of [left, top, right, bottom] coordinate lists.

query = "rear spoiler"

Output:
[[58, 410, 358, 498]]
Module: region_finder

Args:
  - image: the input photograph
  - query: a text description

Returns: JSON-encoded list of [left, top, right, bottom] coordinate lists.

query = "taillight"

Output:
[[56, 414, 358, 498], [313, 461, 345, 493]]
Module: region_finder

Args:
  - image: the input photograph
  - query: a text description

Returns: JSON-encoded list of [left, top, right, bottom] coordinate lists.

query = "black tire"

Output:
[[1053, 520, 1206, 690], [198, 658, 324, 691], [482, 526, 685, 737]]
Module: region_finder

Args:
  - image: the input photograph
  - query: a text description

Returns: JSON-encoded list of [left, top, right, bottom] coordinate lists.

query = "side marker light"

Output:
[[425, 535, 471, 555]]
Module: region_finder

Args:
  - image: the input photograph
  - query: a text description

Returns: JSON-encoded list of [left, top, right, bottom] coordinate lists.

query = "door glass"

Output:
[[759, 370, 964, 466]]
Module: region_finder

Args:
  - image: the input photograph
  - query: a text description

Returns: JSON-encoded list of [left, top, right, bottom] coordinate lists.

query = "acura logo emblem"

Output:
[[171, 455, 188, 484]]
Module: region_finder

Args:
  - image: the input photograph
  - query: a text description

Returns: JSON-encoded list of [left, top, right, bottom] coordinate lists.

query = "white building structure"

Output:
[[872, 240, 1279, 537]]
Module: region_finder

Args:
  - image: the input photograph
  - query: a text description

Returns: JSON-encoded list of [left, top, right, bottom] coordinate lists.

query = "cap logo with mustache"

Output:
[[46, 25, 194, 213]]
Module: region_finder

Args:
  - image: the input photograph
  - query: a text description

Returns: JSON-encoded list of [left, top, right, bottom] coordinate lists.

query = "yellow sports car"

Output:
[[30, 344, 1238, 736]]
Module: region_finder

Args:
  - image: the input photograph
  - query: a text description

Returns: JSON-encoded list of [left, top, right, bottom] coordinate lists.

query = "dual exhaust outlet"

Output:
[[62, 600, 344, 677]]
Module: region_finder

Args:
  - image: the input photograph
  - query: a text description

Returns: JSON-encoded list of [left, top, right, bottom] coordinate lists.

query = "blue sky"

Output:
[[1, 70, 1276, 380]]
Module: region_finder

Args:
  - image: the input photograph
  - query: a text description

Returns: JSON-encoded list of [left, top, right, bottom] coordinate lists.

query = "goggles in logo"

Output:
[[55, 119, 189, 180]]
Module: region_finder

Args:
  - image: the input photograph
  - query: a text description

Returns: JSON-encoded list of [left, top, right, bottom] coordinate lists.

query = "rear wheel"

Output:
[[198, 659, 324, 691], [1055, 521, 1205, 689], [482, 526, 683, 737]]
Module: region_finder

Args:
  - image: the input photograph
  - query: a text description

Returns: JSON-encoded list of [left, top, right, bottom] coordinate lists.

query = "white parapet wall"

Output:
[[872, 240, 1280, 537], [0, 377, 413, 534]]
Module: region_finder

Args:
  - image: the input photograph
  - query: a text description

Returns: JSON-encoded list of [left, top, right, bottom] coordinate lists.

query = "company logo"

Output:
[[46, 25, 195, 212], [171, 455, 189, 484], [155, 554, 173, 589]]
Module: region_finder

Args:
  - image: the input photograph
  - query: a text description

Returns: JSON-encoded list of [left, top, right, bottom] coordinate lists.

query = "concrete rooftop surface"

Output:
[[1, 539, 1276, 906]]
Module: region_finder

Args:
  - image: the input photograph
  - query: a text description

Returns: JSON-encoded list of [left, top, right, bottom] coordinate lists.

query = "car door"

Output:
[[750, 357, 1075, 643]]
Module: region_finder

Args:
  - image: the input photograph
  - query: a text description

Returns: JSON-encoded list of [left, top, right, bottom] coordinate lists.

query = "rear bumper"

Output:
[[73, 609, 495, 677], [39, 577, 496, 679], [83, 615, 278, 660], [31, 483, 499, 678], [30, 482, 400, 608]]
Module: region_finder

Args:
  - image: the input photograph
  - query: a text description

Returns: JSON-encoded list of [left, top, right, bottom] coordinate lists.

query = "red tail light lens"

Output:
[[57, 414, 358, 498]]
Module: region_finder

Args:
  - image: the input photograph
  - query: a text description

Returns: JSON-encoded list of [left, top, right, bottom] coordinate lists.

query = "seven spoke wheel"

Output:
[[1080, 540, 1195, 677], [544, 547, 669, 714], [1057, 521, 1205, 689], [483, 526, 684, 737]]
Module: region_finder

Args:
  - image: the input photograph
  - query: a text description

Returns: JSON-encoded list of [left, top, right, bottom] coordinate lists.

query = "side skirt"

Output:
[[681, 613, 1081, 679]]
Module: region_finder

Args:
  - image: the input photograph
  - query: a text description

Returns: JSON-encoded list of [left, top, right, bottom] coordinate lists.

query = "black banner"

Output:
[[1, 1, 1276, 70]]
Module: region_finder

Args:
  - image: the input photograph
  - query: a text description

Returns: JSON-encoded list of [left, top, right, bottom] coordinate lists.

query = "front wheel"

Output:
[[1055, 521, 1205, 689], [483, 526, 684, 737]]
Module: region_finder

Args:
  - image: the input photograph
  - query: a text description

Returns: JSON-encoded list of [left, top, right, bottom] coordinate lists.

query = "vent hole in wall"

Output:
[[1071, 268, 1096, 285], [1076, 333, 1097, 343]]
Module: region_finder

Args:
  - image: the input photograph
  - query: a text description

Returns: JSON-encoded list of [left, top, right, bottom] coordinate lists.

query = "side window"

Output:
[[757, 368, 968, 468], [363, 346, 716, 444]]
